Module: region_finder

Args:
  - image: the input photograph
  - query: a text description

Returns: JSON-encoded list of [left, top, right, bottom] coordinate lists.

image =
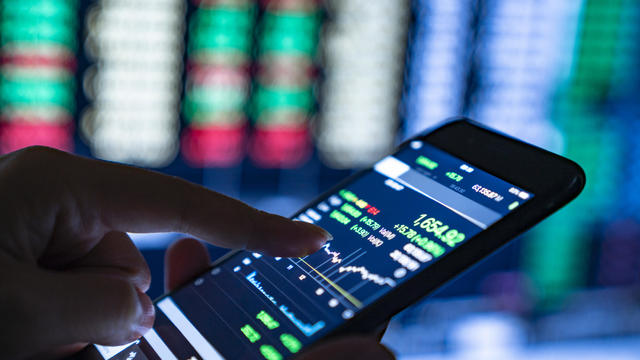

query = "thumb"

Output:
[[2, 264, 154, 358]]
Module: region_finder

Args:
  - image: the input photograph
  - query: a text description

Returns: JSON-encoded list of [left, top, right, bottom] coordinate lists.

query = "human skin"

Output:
[[0, 146, 393, 360]]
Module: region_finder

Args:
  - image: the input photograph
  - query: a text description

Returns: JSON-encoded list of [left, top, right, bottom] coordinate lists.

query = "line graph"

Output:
[[337, 266, 397, 287], [297, 258, 363, 308], [320, 242, 343, 263], [243, 270, 327, 336], [246, 271, 276, 305], [300, 243, 366, 272], [291, 237, 402, 309], [279, 305, 325, 337]]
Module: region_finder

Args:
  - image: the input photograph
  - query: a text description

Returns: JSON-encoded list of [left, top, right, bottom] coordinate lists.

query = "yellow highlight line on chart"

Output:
[[298, 258, 363, 308]]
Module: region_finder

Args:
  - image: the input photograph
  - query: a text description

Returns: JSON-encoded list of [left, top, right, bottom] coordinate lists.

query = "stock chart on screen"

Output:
[[93, 140, 532, 359]]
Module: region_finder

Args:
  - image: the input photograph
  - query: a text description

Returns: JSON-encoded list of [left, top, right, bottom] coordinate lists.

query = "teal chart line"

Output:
[[279, 305, 326, 337], [246, 271, 276, 305], [245, 271, 326, 336]]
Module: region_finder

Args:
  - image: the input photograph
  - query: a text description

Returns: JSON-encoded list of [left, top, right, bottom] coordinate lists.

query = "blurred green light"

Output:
[[184, 87, 247, 122], [260, 32, 316, 55], [0, 77, 75, 110], [261, 12, 319, 33], [2, 1, 76, 22], [191, 6, 255, 30], [1, 20, 76, 48], [189, 29, 252, 54], [252, 85, 313, 118]]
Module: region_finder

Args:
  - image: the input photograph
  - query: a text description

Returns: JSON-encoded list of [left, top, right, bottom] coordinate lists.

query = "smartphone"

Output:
[[75, 118, 585, 360]]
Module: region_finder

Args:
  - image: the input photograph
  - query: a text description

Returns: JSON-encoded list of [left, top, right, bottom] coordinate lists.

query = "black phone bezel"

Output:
[[78, 118, 586, 358]]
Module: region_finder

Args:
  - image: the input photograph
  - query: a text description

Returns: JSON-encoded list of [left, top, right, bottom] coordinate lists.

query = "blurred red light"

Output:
[[249, 124, 311, 168], [182, 124, 246, 167], [0, 121, 73, 154]]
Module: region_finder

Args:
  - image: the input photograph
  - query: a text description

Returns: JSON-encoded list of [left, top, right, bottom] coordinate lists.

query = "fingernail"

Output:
[[320, 229, 334, 241], [296, 221, 333, 241], [132, 291, 155, 340]]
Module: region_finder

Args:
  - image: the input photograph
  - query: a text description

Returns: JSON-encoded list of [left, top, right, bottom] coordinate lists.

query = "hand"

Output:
[[166, 239, 395, 360], [0, 147, 331, 360]]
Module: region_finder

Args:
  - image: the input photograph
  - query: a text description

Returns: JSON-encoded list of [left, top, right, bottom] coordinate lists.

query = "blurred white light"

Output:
[[468, 0, 581, 152], [403, 0, 473, 137], [82, 0, 185, 167], [449, 313, 526, 360], [317, 0, 409, 168]]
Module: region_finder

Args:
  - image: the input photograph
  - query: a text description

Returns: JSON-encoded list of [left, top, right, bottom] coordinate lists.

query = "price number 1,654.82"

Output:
[[412, 214, 466, 248]]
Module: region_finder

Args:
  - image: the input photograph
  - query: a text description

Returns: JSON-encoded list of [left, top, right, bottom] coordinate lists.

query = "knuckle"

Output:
[[107, 279, 141, 326], [81, 278, 142, 344], [12, 145, 62, 163], [1, 146, 66, 182]]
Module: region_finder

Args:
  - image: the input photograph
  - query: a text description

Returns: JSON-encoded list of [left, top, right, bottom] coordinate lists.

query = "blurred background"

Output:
[[1, 0, 640, 358]]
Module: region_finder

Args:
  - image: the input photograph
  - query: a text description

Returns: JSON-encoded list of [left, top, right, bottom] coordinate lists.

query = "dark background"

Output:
[[1, 0, 639, 357]]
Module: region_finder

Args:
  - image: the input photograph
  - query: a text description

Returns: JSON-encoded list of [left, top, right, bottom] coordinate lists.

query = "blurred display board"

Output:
[[403, 0, 472, 137], [316, 0, 409, 168], [1, 0, 640, 356], [524, 0, 638, 304], [249, 0, 320, 168], [401, 0, 640, 304], [0, 0, 77, 153], [182, 0, 255, 167], [81, 0, 185, 167]]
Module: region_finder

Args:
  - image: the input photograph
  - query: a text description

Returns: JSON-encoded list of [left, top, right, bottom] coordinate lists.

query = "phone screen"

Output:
[[93, 140, 533, 360]]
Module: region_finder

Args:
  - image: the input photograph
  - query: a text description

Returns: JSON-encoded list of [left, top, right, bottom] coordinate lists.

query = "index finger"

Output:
[[18, 147, 332, 257]]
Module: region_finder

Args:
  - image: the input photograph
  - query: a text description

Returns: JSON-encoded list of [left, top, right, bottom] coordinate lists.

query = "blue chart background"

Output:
[[289, 170, 482, 308], [164, 153, 495, 358]]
